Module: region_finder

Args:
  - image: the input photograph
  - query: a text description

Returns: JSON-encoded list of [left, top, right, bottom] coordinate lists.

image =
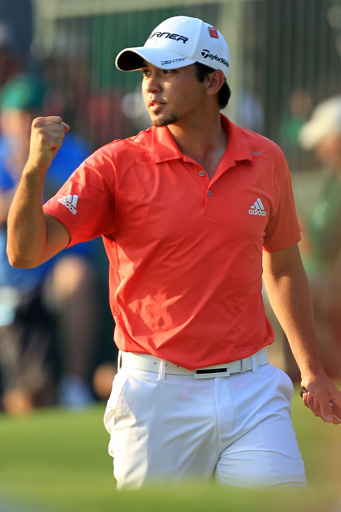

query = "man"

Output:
[[297, 96, 341, 379], [0, 74, 97, 412], [6, 15, 341, 487]]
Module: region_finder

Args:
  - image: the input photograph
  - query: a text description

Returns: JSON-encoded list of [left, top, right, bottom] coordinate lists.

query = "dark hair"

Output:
[[194, 62, 231, 109]]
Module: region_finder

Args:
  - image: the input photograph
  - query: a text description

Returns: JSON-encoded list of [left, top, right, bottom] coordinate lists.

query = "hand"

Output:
[[300, 374, 341, 425], [26, 116, 70, 173]]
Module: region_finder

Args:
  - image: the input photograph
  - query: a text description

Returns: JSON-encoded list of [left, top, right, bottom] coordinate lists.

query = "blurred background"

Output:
[[29, 0, 341, 154], [0, 0, 341, 416]]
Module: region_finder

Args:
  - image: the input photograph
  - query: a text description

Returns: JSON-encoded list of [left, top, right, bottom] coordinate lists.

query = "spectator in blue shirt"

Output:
[[0, 74, 100, 414]]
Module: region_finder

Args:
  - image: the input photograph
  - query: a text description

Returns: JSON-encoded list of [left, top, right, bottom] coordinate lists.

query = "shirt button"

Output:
[[199, 170, 205, 177], [207, 190, 212, 196]]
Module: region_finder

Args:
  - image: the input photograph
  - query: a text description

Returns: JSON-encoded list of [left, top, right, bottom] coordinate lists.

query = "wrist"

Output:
[[300, 367, 328, 388], [23, 161, 49, 178]]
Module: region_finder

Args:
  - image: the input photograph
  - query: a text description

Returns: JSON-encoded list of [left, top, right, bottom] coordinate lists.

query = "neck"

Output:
[[167, 112, 227, 179]]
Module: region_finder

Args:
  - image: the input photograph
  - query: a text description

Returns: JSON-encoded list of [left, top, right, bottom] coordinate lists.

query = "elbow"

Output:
[[6, 246, 37, 269], [7, 254, 31, 269]]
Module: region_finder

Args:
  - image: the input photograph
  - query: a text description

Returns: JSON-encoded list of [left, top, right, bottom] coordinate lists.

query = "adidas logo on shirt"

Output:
[[248, 197, 267, 217], [57, 194, 79, 215]]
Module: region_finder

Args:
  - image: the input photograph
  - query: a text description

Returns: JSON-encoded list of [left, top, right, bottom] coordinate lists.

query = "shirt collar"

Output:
[[152, 114, 252, 165], [152, 125, 183, 163], [220, 114, 252, 164]]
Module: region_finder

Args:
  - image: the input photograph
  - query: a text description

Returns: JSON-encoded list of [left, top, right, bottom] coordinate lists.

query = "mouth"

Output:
[[148, 99, 166, 113]]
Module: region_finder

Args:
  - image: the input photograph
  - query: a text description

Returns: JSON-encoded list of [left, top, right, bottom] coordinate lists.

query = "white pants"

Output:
[[104, 362, 306, 489]]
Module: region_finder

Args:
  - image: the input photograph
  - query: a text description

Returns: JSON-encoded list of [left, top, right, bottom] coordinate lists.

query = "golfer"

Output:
[[7, 16, 341, 489]]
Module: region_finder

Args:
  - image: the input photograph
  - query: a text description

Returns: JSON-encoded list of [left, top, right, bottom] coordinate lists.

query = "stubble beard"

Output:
[[149, 112, 179, 127]]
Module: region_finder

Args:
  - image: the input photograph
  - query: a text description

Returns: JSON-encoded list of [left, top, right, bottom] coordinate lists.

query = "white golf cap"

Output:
[[115, 15, 230, 79], [298, 96, 341, 149]]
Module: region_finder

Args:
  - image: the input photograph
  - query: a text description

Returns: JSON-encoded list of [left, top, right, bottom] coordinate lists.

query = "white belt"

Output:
[[118, 348, 269, 379]]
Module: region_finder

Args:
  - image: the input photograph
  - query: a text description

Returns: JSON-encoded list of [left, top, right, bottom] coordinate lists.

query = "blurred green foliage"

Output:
[[0, 388, 340, 512]]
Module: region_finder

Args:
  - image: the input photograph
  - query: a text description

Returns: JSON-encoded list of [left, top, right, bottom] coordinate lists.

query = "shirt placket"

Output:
[[197, 168, 214, 208]]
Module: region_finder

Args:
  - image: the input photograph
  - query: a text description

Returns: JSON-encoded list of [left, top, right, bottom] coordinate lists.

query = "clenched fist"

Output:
[[27, 116, 70, 173]]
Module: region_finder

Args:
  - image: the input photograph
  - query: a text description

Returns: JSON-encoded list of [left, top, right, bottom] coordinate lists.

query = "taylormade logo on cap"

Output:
[[115, 16, 230, 79], [201, 49, 229, 68]]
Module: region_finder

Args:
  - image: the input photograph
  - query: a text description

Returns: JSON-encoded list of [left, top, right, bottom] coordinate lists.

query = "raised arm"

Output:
[[262, 243, 341, 424], [7, 116, 71, 268]]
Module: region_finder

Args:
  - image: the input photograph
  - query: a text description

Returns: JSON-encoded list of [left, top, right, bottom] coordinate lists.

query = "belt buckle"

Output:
[[194, 364, 231, 379]]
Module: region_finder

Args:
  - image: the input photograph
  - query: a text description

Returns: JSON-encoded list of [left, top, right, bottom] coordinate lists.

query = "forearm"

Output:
[[263, 244, 341, 424], [262, 246, 324, 380], [7, 164, 49, 268], [7, 116, 71, 268], [263, 265, 323, 379], [264, 245, 341, 423]]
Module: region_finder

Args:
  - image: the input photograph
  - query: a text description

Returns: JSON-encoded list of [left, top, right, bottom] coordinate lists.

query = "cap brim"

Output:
[[115, 47, 194, 71], [299, 122, 330, 150]]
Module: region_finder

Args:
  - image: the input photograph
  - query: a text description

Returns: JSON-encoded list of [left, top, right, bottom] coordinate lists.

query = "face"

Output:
[[141, 62, 207, 127], [0, 108, 32, 140]]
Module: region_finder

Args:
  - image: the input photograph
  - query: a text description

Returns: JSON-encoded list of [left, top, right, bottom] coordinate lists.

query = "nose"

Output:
[[144, 73, 162, 94]]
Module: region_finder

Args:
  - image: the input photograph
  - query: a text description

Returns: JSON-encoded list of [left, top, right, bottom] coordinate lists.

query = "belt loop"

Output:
[[158, 360, 166, 380], [251, 353, 257, 372], [118, 351, 122, 371]]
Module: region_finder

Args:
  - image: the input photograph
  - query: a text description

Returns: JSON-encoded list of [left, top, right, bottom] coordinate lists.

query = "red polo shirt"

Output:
[[43, 115, 301, 369]]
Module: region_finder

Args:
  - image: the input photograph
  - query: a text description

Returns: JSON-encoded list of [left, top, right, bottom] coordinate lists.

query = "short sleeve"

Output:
[[263, 146, 301, 252], [43, 146, 116, 247]]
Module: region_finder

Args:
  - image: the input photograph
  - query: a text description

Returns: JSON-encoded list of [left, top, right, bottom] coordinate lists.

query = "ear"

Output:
[[206, 70, 225, 96]]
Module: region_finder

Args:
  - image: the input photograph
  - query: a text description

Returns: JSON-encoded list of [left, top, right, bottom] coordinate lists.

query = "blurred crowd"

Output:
[[295, 95, 341, 379], [275, 92, 341, 381], [0, 18, 340, 416], [0, 22, 116, 415]]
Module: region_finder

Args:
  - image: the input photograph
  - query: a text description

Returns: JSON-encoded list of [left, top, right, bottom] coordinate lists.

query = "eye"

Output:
[[163, 69, 175, 75], [141, 68, 151, 77]]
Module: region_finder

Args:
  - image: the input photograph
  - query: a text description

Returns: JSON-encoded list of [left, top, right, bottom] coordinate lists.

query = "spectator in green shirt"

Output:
[[298, 96, 341, 379]]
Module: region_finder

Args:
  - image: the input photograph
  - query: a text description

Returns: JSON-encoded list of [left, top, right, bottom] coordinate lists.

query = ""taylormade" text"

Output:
[[201, 49, 229, 68]]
